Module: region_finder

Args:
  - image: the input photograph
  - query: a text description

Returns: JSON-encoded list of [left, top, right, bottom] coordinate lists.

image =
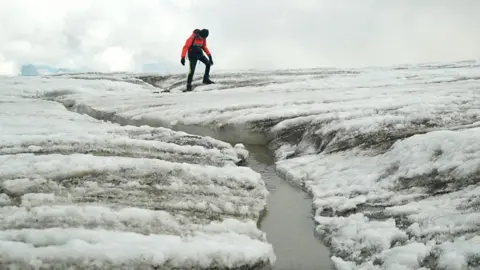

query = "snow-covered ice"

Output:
[[2, 59, 480, 269], [0, 78, 273, 269]]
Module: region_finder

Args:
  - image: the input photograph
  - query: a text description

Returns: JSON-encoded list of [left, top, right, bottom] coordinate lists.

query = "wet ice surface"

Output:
[[0, 84, 274, 269], [3, 59, 480, 269], [246, 144, 334, 270]]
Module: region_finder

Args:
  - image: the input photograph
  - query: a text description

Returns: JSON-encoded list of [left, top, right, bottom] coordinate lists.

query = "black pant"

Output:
[[187, 53, 210, 85]]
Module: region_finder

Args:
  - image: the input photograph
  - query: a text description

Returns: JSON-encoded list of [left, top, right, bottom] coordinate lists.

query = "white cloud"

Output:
[[93, 46, 135, 72], [0, 53, 18, 76], [1, 0, 479, 75]]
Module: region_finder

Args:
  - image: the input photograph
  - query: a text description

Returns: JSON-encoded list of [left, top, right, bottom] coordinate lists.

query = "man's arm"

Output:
[[181, 35, 195, 58], [202, 39, 211, 56]]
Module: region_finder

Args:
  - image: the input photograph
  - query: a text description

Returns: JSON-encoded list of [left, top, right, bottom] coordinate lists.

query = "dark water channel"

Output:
[[245, 144, 335, 270]]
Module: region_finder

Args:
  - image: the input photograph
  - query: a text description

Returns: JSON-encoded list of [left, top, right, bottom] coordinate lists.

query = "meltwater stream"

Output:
[[59, 97, 335, 269], [245, 145, 335, 270]]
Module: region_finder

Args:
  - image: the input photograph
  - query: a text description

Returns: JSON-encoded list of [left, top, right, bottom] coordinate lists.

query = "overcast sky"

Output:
[[1, 0, 479, 75]]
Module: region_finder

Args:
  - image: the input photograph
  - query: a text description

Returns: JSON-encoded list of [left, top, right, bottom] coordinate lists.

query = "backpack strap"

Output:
[[188, 29, 200, 51]]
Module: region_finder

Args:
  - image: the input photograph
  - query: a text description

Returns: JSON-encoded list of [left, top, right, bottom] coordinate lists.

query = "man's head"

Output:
[[198, 29, 209, 38]]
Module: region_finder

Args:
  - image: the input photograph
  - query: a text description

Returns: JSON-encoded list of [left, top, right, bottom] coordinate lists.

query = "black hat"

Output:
[[199, 29, 209, 38]]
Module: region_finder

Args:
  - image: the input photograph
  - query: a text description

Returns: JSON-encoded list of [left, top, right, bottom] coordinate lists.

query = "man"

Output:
[[180, 28, 214, 91]]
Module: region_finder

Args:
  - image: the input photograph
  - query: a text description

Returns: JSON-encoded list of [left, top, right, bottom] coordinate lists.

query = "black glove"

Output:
[[181, 58, 185, 66], [208, 55, 213, 65]]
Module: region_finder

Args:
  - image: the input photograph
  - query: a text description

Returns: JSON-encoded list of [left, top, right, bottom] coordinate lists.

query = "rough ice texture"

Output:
[[3, 59, 480, 269], [0, 82, 272, 269]]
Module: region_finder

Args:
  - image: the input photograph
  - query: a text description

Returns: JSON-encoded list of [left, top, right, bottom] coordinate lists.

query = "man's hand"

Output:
[[208, 55, 213, 65], [181, 58, 185, 66]]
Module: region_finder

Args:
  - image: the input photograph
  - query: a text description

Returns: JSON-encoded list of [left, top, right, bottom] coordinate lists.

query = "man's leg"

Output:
[[198, 55, 214, 84], [186, 56, 198, 90]]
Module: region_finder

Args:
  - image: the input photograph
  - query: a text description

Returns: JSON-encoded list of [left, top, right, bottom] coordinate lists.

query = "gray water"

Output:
[[245, 144, 335, 270]]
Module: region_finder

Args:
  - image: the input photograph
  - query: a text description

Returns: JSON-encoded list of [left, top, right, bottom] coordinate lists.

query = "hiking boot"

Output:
[[185, 84, 193, 91], [203, 77, 214, 84]]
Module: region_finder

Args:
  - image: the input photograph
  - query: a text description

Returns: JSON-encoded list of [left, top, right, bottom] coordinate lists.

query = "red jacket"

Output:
[[181, 30, 211, 58]]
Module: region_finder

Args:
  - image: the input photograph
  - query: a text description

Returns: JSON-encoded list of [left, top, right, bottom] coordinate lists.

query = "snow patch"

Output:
[[0, 83, 274, 269]]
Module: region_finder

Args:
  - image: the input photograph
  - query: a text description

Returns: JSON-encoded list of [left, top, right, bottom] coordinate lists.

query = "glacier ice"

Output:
[[0, 81, 273, 269], [1, 59, 480, 269]]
